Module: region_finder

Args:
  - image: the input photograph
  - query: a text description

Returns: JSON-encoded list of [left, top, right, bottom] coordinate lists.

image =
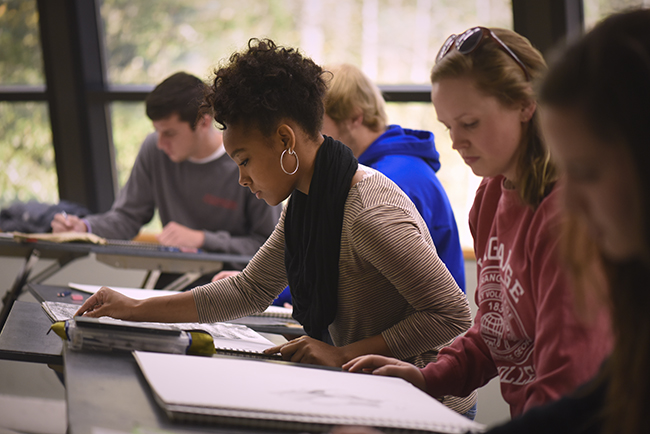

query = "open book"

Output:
[[42, 301, 279, 358], [134, 351, 485, 433], [12, 232, 186, 252], [13, 231, 107, 244]]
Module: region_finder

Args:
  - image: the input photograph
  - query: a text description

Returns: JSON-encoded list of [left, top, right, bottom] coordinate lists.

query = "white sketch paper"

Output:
[[134, 351, 485, 433]]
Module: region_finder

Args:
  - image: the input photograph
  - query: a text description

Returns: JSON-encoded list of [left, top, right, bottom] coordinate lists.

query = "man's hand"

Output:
[[157, 221, 205, 248], [51, 213, 87, 233], [263, 336, 348, 367], [342, 355, 426, 391]]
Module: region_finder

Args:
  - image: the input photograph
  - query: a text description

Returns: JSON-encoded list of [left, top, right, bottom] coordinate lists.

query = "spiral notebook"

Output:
[[134, 351, 485, 433]]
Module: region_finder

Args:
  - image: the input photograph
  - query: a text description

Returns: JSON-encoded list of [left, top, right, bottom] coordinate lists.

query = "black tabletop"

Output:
[[0, 301, 63, 364], [0, 236, 253, 264], [64, 347, 295, 434]]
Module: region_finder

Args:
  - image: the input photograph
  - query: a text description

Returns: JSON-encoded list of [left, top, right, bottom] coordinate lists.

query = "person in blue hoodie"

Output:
[[322, 63, 465, 294]]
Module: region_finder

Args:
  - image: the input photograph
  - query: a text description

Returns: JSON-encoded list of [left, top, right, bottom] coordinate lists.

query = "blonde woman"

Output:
[[344, 27, 611, 419]]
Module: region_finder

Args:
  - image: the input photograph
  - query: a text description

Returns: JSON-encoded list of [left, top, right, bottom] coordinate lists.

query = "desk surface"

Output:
[[28, 283, 91, 303], [64, 348, 288, 434], [0, 301, 62, 364], [0, 285, 303, 367], [0, 237, 253, 274]]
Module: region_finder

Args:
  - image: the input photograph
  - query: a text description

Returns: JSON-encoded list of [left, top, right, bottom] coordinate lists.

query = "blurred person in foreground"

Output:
[[341, 23, 612, 427]]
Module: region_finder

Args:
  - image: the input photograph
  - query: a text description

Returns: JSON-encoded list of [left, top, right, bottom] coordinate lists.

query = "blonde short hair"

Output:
[[324, 64, 388, 132]]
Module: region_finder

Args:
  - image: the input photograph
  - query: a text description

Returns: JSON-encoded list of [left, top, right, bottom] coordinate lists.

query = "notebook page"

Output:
[[68, 283, 179, 300], [134, 351, 485, 433]]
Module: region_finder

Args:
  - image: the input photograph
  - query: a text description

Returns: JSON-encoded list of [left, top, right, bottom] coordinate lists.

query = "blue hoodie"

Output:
[[273, 124, 465, 306], [360, 125, 465, 292]]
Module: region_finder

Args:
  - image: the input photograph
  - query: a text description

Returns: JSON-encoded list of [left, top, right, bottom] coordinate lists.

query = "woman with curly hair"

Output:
[[75, 38, 476, 416]]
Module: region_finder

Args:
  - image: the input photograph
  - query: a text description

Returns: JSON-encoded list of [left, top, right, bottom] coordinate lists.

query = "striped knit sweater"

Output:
[[193, 166, 475, 413]]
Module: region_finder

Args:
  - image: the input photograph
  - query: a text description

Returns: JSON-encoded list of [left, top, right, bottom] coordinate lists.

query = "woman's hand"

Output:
[[342, 355, 426, 391], [74, 287, 139, 320], [263, 336, 348, 367]]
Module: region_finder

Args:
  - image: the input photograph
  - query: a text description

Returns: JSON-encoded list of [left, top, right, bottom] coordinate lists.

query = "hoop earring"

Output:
[[280, 149, 299, 175]]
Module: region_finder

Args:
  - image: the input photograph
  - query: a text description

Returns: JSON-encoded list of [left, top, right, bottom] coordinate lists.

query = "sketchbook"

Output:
[[41, 301, 279, 358], [134, 351, 485, 433]]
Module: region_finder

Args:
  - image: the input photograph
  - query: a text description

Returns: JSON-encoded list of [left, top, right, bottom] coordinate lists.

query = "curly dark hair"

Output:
[[204, 38, 328, 140]]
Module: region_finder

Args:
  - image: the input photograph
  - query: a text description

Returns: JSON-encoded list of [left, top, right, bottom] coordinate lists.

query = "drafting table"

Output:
[[0, 301, 63, 365]]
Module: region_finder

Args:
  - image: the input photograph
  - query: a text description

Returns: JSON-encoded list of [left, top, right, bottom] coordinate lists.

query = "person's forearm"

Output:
[[131, 291, 199, 323], [340, 334, 393, 363]]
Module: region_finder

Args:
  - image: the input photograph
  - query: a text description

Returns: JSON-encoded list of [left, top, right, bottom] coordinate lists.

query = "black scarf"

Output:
[[284, 136, 358, 339]]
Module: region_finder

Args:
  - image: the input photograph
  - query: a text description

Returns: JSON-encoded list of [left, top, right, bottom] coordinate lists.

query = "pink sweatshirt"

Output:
[[420, 176, 611, 417]]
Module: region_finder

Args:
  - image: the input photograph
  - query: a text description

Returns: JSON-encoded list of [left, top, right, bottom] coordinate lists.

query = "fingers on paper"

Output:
[[342, 355, 395, 373], [73, 287, 111, 317], [263, 336, 305, 356]]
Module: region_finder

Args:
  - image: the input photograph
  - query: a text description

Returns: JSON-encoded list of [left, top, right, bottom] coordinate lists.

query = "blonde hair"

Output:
[[324, 64, 388, 132], [431, 28, 556, 208]]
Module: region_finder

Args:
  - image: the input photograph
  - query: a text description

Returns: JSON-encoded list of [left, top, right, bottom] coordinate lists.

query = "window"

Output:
[[0, 102, 55, 206], [583, 0, 650, 28], [0, 1, 55, 209], [101, 0, 512, 248], [0, 0, 44, 85]]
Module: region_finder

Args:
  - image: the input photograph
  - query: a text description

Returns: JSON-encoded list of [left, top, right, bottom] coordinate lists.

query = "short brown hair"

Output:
[[145, 72, 208, 129]]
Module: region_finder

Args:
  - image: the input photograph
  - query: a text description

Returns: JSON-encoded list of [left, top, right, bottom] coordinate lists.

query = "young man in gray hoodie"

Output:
[[51, 72, 280, 256]]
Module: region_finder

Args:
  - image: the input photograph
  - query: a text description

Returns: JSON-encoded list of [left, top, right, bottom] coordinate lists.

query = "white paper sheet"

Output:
[[134, 351, 485, 433], [42, 301, 79, 322], [68, 282, 178, 300]]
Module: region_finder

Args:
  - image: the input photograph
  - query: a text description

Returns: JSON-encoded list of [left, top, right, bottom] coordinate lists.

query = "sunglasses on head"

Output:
[[436, 26, 531, 81]]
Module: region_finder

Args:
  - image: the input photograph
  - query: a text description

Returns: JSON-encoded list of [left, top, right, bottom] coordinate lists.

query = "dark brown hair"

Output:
[[145, 72, 208, 129]]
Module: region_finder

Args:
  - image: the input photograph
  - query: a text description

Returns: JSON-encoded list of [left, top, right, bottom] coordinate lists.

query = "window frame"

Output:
[[0, 0, 584, 213]]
